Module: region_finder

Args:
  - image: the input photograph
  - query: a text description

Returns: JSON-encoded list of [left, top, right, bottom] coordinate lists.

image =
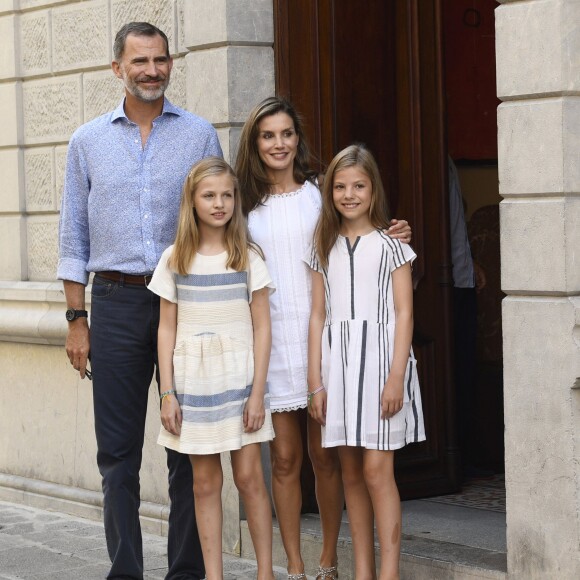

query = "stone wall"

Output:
[[0, 0, 274, 552], [496, 1, 580, 578]]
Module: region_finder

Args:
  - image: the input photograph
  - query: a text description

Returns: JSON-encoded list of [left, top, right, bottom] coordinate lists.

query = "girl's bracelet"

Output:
[[160, 389, 177, 402], [307, 385, 326, 407]]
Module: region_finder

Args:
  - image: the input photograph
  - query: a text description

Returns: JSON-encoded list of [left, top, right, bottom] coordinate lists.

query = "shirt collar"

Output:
[[110, 97, 182, 123]]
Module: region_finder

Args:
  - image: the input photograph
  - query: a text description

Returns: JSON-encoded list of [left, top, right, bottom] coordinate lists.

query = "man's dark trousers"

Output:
[[90, 275, 204, 580]]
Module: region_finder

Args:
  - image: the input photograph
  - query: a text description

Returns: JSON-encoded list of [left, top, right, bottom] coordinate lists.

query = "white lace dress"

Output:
[[248, 181, 322, 412]]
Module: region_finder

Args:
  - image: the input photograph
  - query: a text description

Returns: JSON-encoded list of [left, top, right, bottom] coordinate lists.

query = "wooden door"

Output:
[[275, 0, 459, 498]]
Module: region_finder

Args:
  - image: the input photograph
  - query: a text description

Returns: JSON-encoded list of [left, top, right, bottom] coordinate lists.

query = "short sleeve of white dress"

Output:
[[148, 245, 178, 303], [388, 239, 417, 271], [303, 243, 323, 273], [247, 248, 275, 303]]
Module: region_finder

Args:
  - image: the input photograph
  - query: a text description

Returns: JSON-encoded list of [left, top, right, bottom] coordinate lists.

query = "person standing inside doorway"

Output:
[[58, 22, 222, 580]]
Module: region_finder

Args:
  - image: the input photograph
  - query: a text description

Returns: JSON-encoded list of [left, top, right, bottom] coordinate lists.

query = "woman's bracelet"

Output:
[[160, 389, 177, 402], [307, 385, 326, 407]]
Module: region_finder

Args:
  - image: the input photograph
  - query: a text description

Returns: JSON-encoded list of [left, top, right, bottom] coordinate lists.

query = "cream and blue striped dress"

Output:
[[149, 245, 275, 454], [308, 230, 426, 451]]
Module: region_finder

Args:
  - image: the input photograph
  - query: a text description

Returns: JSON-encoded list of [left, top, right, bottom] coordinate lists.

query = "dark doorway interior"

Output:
[[443, 0, 504, 475]]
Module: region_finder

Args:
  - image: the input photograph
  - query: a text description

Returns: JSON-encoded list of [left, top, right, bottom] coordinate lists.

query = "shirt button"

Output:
[[134, 139, 138, 143], [144, 214, 148, 219], [147, 241, 151, 245]]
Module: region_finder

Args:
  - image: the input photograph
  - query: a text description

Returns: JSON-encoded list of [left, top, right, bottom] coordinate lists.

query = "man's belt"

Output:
[[95, 271, 152, 286]]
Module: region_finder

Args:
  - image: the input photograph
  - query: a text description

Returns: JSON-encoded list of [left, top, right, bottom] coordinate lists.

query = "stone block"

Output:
[[183, 0, 227, 48], [25, 147, 55, 212], [83, 69, 124, 123], [0, 81, 22, 146], [52, 1, 110, 72], [216, 126, 242, 166], [176, 0, 186, 54], [564, 197, 580, 293], [184, 0, 273, 48], [216, 128, 230, 165], [497, 0, 580, 99], [0, 342, 81, 487], [227, 0, 273, 44], [23, 75, 82, 145], [228, 46, 274, 122], [186, 46, 274, 124], [501, 195, 579, 294], [186, 47, 228, 123], [27, 216, 59, 281], [0, 148, 24, 213], [165, 56, 186, 110], [221, 452, 241, 555], [55, 145, 67, 210], [0, 14, 18, 79], [503, 296, 580, 578], [20, 10, 50, 76], [112, 0, 176, 55], [0, 0, 18, 16], [0, 216, 26, 280], [19, 0, 67, 9], [498, 98, 580, 195]]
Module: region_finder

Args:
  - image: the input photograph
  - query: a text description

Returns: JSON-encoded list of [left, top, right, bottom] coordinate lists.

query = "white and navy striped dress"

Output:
[[148, 245, 275, 455], [308, 230, 426, 450]]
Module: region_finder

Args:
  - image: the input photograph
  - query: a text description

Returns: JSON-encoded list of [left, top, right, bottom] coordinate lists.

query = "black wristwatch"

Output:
[[65, 308, 88, 322]]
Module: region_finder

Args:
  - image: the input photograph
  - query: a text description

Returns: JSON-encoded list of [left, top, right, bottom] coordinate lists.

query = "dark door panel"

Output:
[[275, 0, 459, 499]]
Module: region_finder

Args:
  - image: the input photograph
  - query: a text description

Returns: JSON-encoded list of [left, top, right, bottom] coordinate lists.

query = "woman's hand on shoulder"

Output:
[[161, 394, 182, 436], [386, 219, 412, 244], [244, 392, 265, 433]]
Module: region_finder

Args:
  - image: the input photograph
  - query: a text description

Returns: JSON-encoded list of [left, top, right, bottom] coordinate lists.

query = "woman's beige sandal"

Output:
[[315, 565, 338, 579], [287, 574, 306, 580]]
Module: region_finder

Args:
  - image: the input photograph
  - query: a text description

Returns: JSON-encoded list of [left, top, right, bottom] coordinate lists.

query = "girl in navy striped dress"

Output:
[[307, 145, 425, 579]]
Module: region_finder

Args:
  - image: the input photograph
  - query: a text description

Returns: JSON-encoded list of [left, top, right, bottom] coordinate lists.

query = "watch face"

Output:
[[66, 309, 75, 321]]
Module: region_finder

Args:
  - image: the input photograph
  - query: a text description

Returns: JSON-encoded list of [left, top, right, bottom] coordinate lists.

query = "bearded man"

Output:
[[58, 22, 221, 580]]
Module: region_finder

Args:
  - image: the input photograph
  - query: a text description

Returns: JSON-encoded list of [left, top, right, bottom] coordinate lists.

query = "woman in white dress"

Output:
[[235, 97, 411, 579]]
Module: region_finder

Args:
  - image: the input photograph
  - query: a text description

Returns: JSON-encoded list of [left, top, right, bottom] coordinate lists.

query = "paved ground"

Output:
[[0, 501, 290, 580]]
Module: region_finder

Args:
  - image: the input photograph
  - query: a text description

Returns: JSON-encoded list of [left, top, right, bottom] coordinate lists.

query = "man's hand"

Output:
[[65, 319, 90, 379], [387, 219, 412, 244]]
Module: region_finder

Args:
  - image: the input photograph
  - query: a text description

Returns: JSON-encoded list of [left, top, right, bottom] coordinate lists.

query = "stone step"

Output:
[[241, 505, 507, 580]]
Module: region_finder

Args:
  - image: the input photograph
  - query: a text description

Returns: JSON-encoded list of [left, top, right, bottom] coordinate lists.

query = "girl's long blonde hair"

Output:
[[168, 157, 251, 275], [314, 144, 391, 269]]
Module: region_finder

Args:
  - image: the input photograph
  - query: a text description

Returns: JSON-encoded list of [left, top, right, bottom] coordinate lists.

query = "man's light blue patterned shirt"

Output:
[[57, 98, 223, 285]]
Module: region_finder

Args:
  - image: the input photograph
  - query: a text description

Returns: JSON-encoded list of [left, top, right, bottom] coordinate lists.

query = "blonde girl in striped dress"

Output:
[[148, 157, 276, 580], [307, 145, 425, 580]]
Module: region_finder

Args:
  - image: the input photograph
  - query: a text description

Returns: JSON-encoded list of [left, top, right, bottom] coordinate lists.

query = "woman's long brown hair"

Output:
[[314, 144, 391, 269], [235, 96, 318, 215]]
